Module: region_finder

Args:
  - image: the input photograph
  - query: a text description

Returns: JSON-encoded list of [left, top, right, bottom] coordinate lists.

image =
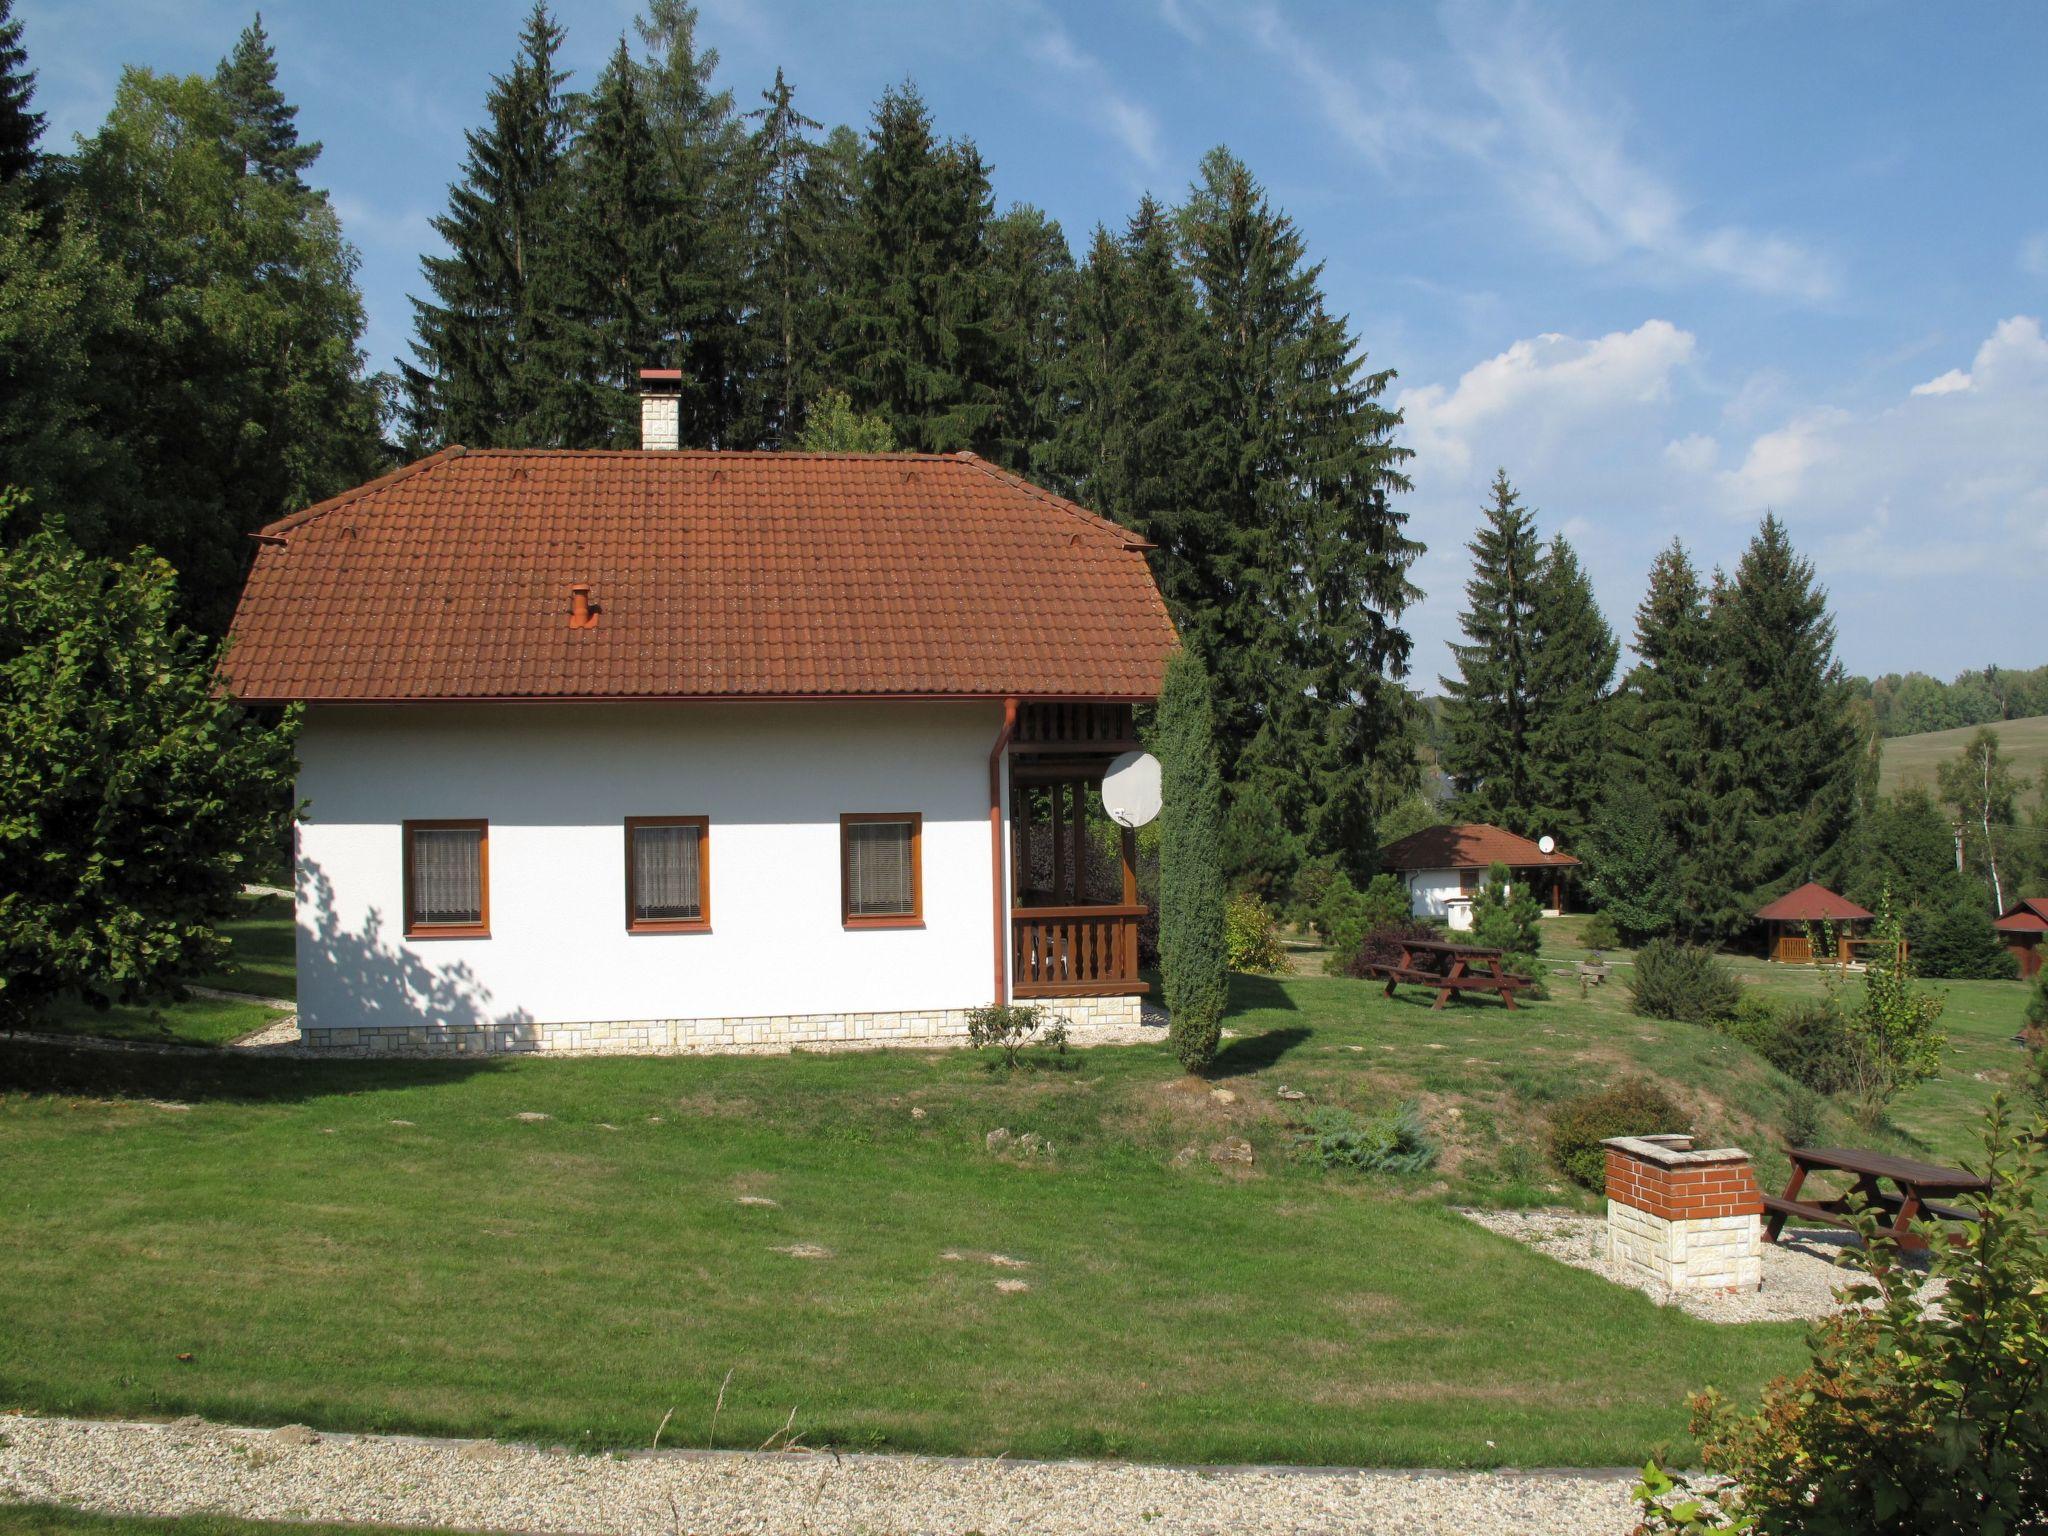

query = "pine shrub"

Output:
[[1547, 1078, 1688, 1190], [1628, 938, 1741, 1024], [1289, 1103, 1437, 1174], [1911, 891, 2019, 980], [1580, 911, 1622, 952], [1223, 890, 1285, 973], [1154, 648, 1228, 1074]]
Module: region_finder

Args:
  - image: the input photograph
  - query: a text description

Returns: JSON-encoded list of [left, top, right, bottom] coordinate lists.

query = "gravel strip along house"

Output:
[[221, 373, 1180, 1058], [0, 1415, 1639, 1536]]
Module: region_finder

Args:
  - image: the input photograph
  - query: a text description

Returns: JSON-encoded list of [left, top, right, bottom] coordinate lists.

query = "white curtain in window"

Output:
[[847, 821, 913, 915], [412, 827, 483, 924], [634, 824, 702, 920]]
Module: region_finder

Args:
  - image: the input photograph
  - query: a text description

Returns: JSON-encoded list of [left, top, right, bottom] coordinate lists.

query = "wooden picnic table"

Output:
[[1361, 936, 1530, 1010], [1764, 1144, 1992, 1251]]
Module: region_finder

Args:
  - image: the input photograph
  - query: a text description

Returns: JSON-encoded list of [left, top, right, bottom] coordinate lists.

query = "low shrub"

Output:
[[964, 1004, 1070, 1070], [1629, 938, 1741, 1024], [1223, 890, 1286, 973], [1634, 1098, 2048, 1535], [1547, 1078, 1688, 1190], [1290, 1102, 1437, 1174], [1580, 911, 1621, 952], [1338, 919, 1440, 979], [1911, 891, 2020, 980], [1764, 1001, 1861, 1095], [1780, 1083, 1824, 1148], [1317, 872, 1410, 966]]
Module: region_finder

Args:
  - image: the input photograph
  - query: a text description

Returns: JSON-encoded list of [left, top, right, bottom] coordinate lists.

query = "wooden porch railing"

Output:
[[1012, 904, 1148, 997]]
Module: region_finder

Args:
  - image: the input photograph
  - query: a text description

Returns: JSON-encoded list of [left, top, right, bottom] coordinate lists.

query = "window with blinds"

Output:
[[626, 817, 709, 931], [403, 821, 488, 937], [841, 814, 922, 926]]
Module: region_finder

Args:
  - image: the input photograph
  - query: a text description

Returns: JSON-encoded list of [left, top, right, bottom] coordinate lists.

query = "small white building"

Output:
[[222, 378, 1178, 1056], [1378, 823, 1579, 932]]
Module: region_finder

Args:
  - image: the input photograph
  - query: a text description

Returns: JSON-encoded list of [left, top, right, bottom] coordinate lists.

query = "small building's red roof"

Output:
[[1993, 897, 2048, 934], [221, 448, 1177, 704], [1378, 823, 1579, 872], [1755, 882, 1873, 923]]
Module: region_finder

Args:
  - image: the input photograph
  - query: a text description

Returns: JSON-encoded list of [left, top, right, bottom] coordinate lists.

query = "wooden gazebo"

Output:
[[1993, 897, 2047, 980], [1755, 882, 1875, 965]]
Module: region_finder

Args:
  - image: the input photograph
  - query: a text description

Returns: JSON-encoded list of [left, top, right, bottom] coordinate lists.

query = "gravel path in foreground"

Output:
[[0, 1415, 1636, 1536]]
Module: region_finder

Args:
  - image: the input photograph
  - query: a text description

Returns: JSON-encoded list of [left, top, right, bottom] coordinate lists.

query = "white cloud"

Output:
[[1447, 13, 1835, 302], [1398, 318, 1696, 477], [2021, 231, 2048, 277], [1713, 317, 2048, 579], [1910, 368, 1972, 397], [1023, 17, 1163, 171], [1239, 1, 1833, 301], [1664, 433, 1718, 473]]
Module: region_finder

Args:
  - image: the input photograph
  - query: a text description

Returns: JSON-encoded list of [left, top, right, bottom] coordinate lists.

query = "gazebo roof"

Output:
[[1754, 881, 1873, 924], [1993, 897, 2048, 934]]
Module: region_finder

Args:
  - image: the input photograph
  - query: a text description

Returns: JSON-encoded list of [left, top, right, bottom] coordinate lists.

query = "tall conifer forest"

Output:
[[4, 0, 2034, 910]]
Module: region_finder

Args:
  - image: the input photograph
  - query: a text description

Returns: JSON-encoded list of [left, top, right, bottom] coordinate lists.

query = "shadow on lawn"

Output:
[[1210, 1025, 1312, 1078], [0, 1035, 505, 1104]]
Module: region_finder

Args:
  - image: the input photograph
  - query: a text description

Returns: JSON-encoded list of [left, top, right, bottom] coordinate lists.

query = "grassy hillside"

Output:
[[1878, 712, 2048, 796]]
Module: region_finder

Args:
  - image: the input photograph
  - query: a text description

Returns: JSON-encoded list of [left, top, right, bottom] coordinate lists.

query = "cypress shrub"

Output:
[[1154, 647, 1228, 1073]]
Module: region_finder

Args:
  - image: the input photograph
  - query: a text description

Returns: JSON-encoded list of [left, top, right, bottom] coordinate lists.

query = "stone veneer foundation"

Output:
[[1604, 1133, 1765, 1295], [298, 993, 1146, 1058]]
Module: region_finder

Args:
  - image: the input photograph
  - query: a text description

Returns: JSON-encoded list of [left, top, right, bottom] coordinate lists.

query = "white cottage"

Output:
[[222, 380, 1178, 1056], [1378, 823, 1579, 932]]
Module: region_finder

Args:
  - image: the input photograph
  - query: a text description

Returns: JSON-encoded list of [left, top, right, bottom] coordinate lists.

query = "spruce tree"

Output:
[[635, 0, 753, 446], [782, 122, 862, 436], [1175, 148, 1419, 877], [1584, 773, 1679, 943], [537, 37, 670, 448], [984, 203, 1073, 477], [404, 3, 571, 450], [1439, 470, 1542, 829], [214, 15, 317, 186], [1524, 533, 1617, 849], [834, 82, 1002, 455], [0, 0, 42, 187], [741, 67, 821, 443], [1718, 514, 1863, 912]]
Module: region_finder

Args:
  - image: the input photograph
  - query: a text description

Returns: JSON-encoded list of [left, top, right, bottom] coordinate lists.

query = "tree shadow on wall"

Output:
[[295, 859, 533, 1043]]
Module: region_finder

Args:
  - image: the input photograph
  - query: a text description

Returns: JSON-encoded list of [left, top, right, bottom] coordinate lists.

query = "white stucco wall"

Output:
[[1405, 869, 1471, 927], [293, 701, 1010, 1035]]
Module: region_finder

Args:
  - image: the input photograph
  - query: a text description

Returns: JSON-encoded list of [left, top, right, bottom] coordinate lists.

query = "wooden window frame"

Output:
[[402, 819, 490, 940], [840, 812, 923, 929], [624, 816, 711, 934]]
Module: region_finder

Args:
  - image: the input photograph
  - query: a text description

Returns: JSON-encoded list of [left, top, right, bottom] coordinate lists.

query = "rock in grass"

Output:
[[513, 1111, 552, 1123], [773, 1243, 832, 1260], [735, 1195, 779, 1208], [1209, 1138, 1254, 1166], [995, 1278, 1031, 1294]]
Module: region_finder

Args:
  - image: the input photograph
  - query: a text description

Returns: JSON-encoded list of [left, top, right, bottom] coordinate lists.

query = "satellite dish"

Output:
[[1101, 750, 1163, 828], [1537, 834, 1557, 855]]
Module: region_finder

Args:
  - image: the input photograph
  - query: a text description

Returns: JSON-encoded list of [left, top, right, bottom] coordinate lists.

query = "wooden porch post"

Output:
[[1056, 782, 1073, 901], [1073, 780, 1087, 902], [1121, 823, 1140, 981]]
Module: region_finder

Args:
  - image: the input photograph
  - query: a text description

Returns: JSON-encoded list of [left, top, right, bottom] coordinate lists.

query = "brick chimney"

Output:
[[639, 368, 681, 451]]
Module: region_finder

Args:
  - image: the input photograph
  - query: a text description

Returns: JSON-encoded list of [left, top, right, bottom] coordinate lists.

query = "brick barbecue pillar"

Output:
[[1603, 1134, 1764, 1294]]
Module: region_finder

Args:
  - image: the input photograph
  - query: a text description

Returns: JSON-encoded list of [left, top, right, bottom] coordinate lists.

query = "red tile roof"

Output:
[[1994, 897, 2048, 934], [1754, 882, 1874, 923], [1378, 823, 1579, 871], [221, 449, 1179, 704]]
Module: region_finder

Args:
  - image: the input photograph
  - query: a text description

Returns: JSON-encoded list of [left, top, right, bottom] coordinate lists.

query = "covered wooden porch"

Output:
[[1009, 702, 1148, 999]]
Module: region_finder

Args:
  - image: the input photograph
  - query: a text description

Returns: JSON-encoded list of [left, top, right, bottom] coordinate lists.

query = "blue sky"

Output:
[[27, 0, 2048, 682]]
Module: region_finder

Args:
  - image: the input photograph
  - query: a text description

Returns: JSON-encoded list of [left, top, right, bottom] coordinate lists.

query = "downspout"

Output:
[[988, 697, 1019, 1005]]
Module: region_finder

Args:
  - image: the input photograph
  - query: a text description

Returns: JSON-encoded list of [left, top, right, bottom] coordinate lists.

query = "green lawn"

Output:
[[0, 1510, 447, 1536], [26, 994, 278, 1049], [192, 895, 297, 1001], [4, 903, 2031, 1470], [0, 976, 1811, 1471]]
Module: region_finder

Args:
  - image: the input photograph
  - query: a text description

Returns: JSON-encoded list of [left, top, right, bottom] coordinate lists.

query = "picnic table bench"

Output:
[[1764, 1144, 1991, 1252], [1359, 937, 1531, 1010]]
